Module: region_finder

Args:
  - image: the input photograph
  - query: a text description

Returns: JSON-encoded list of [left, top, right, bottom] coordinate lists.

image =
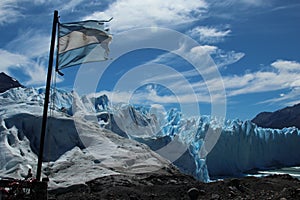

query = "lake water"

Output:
[[251, 166, 300, 180], [211, 166, 300, 181]]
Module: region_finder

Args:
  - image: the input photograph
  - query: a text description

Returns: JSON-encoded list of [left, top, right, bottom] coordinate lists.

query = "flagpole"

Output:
[[36, 10, 58, 181]]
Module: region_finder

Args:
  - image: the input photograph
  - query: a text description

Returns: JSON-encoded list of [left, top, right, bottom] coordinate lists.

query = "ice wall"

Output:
[[94, 97, 300, 181], [206, 120, 300, 177]]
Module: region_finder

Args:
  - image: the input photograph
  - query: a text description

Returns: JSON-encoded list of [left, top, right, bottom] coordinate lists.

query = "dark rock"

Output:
[[0, 72, 23, 93], [251, 103, 300, 129], [211, 193, 220, 199], [48, 172, 300, 200], [187, 187, 199, 200], [199, 189, 206, 195]]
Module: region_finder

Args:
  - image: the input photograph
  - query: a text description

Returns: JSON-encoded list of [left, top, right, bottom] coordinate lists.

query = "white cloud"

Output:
[[259, 87, 300, 106], [23, 62, 47, 85], [0, 0, 23, 25], [209, 0, 268, 8], [271, 59, 300, 73], [99, 57, 298, 107], [137, 43, 244, 104], [83, 0, 208, 32], [212, 49, 245, 68], [96, 87, 206, 105], [151, 43, 244, 72], [191, 45, 218, 55], [0, 1, 69, 25], [189, 26, 231, 43], [239, 0, 266, 6], [143, 57, 300, 106], [0, 49, 29, 73], [6, 29, 50, 58], [60, 0, 85, 12], [1, 28, 59, 85], [223, 60, 300, 99], [79, 1, 241, 107], [174, 59, 300, 107], [0, 49, 57, 85]]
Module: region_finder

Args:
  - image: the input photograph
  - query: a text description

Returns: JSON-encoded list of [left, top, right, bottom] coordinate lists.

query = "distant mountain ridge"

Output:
[[0, 72, 23, 93], [252, 103, 300, 129]]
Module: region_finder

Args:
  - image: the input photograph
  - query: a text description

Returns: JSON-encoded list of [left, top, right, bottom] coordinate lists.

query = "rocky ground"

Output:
[[49, 170, 300, 200]]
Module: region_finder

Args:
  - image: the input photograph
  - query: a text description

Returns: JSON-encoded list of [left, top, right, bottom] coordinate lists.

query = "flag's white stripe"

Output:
[[58, 29, 109, 54], [58, 43, 108, 69]]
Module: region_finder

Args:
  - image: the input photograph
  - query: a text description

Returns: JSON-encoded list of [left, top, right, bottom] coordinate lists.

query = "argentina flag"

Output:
[[57, 20, 112, 70]]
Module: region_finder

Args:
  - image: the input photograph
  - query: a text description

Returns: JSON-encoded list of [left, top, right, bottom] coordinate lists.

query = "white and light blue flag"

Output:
[[57, 20, 112, 70]]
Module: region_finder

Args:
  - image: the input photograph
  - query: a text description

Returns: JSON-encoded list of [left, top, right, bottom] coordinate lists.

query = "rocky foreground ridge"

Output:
[[49, 171, 300, 200]]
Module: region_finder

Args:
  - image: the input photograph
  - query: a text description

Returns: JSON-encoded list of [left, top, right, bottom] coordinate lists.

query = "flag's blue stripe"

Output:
[[58, 43, 107, 69], [59, 20, 107, 37]]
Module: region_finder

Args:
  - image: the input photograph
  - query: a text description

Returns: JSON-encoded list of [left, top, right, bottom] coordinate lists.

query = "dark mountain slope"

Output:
[[0, 72, 23, 93], [252, 103, 300, 129]]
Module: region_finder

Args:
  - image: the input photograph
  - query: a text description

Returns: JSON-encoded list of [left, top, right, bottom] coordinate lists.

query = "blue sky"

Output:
[[0, 0, 300, 120]]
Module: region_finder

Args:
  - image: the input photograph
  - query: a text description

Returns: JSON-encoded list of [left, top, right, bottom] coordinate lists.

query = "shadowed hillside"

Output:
[[0, 72, 23, 93], [252, 103, 300, 129]]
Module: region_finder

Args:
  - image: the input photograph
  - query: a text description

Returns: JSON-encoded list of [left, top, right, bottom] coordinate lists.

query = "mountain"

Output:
[[251, 103, 300, 129], [0, 72, 23, 93], [1, 86, 300, 188]]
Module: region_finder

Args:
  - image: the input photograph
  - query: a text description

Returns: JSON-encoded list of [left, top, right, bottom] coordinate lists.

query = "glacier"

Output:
[[0, 88, 175, 188], [1, 87, 300, 187]]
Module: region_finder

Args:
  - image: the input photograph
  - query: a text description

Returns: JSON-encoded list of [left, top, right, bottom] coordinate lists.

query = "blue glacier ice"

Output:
[[85, 93, 300, 182], [1, 87, 300, 183]]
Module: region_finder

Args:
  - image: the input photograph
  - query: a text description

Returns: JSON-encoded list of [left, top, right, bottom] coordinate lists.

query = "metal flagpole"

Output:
[[36, 10, 58, 181]]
